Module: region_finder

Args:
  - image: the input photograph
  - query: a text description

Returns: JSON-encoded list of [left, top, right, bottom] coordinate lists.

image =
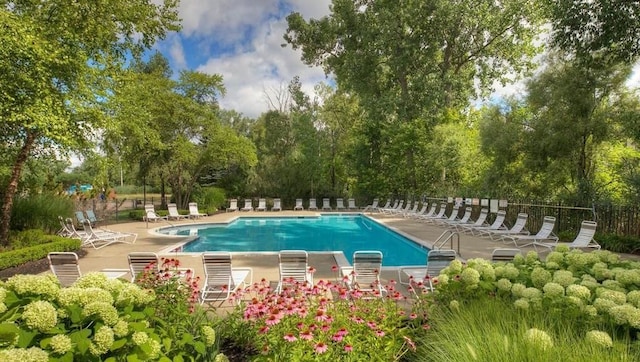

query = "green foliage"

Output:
[[596, 234, 640, 254], [414, 297, 639, 361], [192, 187, 226, 215], [0, 237, 81, 269], [10, 194, 75, 233], [0, 272, 224, 361]]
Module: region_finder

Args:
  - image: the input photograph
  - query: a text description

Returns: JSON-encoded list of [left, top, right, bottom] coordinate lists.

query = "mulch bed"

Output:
[[0, 249, 88, 280]]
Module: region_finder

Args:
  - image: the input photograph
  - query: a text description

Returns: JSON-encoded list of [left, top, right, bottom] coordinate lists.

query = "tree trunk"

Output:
[[0, 130, 36, 247]]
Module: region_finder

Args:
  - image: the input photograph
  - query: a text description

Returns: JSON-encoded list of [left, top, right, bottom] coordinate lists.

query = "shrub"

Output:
[[192, 187, 226, 215], [223, 278, 416, 361], [10, 193, 74, 233], [0, 270, 224, 361], [0, 236, 81, 270]]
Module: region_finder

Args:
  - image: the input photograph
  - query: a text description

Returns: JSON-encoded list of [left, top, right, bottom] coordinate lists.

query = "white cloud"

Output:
[[168, 35, 187, 69]]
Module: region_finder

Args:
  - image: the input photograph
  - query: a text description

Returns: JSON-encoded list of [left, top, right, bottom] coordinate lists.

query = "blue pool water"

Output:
[[158, 215, 428, 266]]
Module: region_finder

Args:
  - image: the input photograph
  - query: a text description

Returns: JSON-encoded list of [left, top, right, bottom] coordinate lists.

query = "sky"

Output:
[[151, 0, 640, 119]]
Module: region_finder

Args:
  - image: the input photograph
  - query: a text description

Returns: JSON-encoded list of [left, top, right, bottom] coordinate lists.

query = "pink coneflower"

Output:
[[308, 266, 316, 274], [258, 326, 270, 334], [331, 265, 339, 272], [315, 310, 328, 322], [296, 322, 304, 329], [375, 329, 385, 337], [332, 333, 344, 342], [344, 345, 353, 352], [409, 313, 418, 319], [298, 308, 308, 317], [321, 324, 330, 332], [314, 342, 328, 354], [283, 333, 297, 342], [265, 315, 280, 326], [351, 316, 364, 324], [336, 328, 348, 336], [423, 324, 431, 330], [367, 321, 377, 329], [300, 330, 313, 340]]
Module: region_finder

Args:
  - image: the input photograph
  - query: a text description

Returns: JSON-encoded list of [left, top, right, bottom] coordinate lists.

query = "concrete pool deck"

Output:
[[59, 210, 559, 296]]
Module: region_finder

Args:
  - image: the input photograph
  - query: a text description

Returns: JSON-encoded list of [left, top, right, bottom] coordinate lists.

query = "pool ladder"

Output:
[[433, 230, 460, 256]]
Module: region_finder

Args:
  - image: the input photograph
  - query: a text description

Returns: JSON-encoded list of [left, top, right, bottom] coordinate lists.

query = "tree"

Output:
[[283, 0, 543, 194], [0, 1, 179, 246], [546, 0, 640, 64]]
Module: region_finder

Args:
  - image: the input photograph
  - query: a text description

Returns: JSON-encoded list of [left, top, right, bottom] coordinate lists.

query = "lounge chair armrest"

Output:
[[231, 267, 253, 285]]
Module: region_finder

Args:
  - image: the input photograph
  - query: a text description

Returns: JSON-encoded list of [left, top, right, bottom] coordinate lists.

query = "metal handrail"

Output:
[[433, 230, 460, 256]]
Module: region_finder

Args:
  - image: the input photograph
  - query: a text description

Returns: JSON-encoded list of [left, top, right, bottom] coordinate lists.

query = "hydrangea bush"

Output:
[[415, 247, 640, 337], [223, 275, 417, 361], [0, 265, 224, 361]]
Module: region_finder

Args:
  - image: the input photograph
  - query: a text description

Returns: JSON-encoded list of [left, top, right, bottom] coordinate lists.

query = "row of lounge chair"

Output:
[[57, 216, 137, 249], [144, 203, 206, 222], [227, 198, 361, 212]]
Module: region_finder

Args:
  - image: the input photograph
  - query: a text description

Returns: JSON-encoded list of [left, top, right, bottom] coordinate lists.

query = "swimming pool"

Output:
[[157, 215, 429, 266]]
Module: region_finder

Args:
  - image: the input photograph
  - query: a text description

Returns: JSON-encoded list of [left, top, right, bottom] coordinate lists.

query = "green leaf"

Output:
[[163, 337, 172, 351], [111, 338, 128, 350], [127, 354, 141, 362], [158, 357, 172, 362], [180, 333, 194, 344], [193, 341, 206, 355], [17, 329, 37, 348], [172, 355, 184, 362]]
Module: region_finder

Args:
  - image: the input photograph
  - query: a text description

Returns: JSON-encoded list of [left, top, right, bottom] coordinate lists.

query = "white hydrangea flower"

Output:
[[525, 251, 540, 265], [593, 298, 617, 313], [585, 330, 613, 348], [503, 264, 520, 280], [57, 287, 114, 307], [522, 287, 542, 300], [202, 325, 216, 346], [542, 282, 565, 298], [22, 300, 58, 332], [511, 283, 526, 298], [132, 331, 150, 346], [0, 347, 49, 362], [83, 302, 119, 326], [545, 251, 565, 265], [614, 270, 640, 288], [552, 270, 576, 287], [447, 260, 464, 274], [89, 326, 114, 356], [530, 267, 552, 289], [608, 304, 640, 328], [49, 334, 73, 355], [113, 319, 129, 337], [524, 328, 553, 350], [496, 278, 512, 292], [6, 275, 59, 300], [566, 284, 591, 301], [582, 305, 598, 317], [545, 261, 560, 270], [596, 289, 626, 305], [626, 290, 640, 308], [601, 280, 626, 293], [460, 268, 481, 286], [214, 353, 230, 362], [514, 298, 529, 310]]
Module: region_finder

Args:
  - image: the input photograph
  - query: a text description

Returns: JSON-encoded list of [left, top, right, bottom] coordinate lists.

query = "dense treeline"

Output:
[[3, 1, 640, 246]]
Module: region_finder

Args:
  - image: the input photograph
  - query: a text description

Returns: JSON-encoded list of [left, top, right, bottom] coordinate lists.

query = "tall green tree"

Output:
[[0, 0, 179, 246], [284, 0, 543, 194]]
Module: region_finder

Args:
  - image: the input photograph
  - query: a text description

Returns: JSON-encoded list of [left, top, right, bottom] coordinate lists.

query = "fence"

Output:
[[416, 197, 640, 237]]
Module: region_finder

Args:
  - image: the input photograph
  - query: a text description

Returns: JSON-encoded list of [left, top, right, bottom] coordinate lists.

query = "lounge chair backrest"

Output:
[[323, 198, 331, 208], [433, 203, 447, 218], [279, 250, 310, 284], [371, 199, 378, 208], [128, 252, 159, 282], [534, 216, 556, 238], [380, 200, 391, 209], [488, 210, 506, 229], [458, 208, 472, 223], [202, 253, 234, 287], [85, 210, 98, 223], [295, 199, 303, 207], [48, 252, 81, 287], [75, 211, 87, 224], [258, 199, 266, 208], [491, 248, 521, 262], [309, 198, 317, 208], [352, 251, 383, 286], [570, 221, 597, 247], [336, 198, 344, 208], [144, 204, 155, 213], [348, 198, 357, 209], [229, 199, 238, 210], [423, 203, 437, 217], [509, 213, 528, 233], [168, 203, 180, 215], [426, 249, 456, 277], [472, 209, 489, 226], [273, 198, 281, 210], [446, 205, 461, 221]]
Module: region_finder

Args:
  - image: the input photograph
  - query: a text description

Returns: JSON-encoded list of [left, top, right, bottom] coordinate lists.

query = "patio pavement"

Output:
[[62, 210, 553, 296]]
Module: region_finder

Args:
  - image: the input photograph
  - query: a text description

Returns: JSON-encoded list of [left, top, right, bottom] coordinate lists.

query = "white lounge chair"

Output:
[[433, 205, 461, 225], [362, 198, 379, 212], [81, 221, 137, 249], [294, 198, 304, 211], [335, 198, 346, 210], [413, 203, 437, 220], [167, 203, 188, 220], [346, 251, 386, 298], [453, 208, 489, 231], [128, 252, 159, 282], [443, 207, 472, 226], [503, 216, 558, 247], [276, 250, 313, 293], [145, 210, 168, 223], [322, 198, 332, 211], [482, 213, 529, 239], [533, 220, 600, 252], [85, 210, 101, 225], [240, 199, 253, 212], [189, 202, 207, 218], [256, 198, 267, 212], [200, 252, 253, 305], [271, 198, 282, 211], [308, 198, 318, 211], [48, 252, 82, 287], [227, 199, 238, 212], [398, 249, 456, 292], [491, 248, 522, 262], [466, 210, 507, 235], [348, 198, 358, 210], [419, 203, 448, 222]]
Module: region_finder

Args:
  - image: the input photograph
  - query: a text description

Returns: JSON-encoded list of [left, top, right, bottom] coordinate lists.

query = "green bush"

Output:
[[193, 187, 226, 215], [0, 236, 81, 270], [595, 233, 640, 253], [8, 229, 48, 249], [10, 193, 75, 233]]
